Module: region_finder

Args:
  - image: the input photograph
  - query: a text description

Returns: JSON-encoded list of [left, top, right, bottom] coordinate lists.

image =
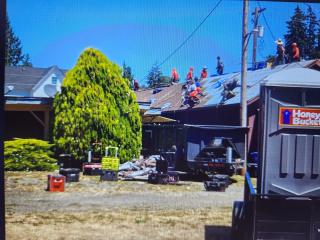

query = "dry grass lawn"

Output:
[[5, 171, 246, 240]]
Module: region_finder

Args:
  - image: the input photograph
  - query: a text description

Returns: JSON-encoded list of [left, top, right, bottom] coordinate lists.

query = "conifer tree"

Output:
[[53, 48, 142, 162], [305, 6, 317, 59], [284, 6, 307, 60], [122, 62, 134, 87], [147, 64, 162, 88], [5, 15, 30, 66]]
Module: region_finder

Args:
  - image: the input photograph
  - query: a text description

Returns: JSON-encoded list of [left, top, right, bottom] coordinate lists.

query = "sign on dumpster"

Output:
[[279, 107, 320, 127]]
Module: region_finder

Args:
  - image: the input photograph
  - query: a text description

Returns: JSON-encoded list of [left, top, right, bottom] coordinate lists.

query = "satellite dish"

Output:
[[44, 84, 57, 97]]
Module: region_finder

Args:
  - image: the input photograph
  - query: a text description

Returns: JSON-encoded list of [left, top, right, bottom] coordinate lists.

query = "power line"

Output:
[[257, 1, 276, 41], [157, 0, 223, 67], [141, 0, 223, 84]]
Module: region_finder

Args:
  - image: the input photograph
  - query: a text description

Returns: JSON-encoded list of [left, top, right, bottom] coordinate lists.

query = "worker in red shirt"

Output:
[[186, 67, 193, 82], [200, 66, 208, 79], [291, 42, 300, 62], [171, 68, 179, 84]]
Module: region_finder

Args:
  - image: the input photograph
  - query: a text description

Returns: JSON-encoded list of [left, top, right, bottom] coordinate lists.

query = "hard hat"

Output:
[[203, 66, 207, 69], [292, 42, 297, 46], [275, 39, 283, 45]]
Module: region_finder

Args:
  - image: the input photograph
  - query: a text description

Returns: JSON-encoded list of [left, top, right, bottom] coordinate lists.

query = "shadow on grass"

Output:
[[204, 225, 231, 240]]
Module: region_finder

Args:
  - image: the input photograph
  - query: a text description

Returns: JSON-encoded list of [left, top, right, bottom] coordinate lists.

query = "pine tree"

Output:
[[305, 6, 317, 59], [22, 54, 32, 67], [122, 62, 134, 87], [147, 64, 162, 88], [284, 6, 307, 60], [53, 48, 142, 162], [5, 15, 29, 66]]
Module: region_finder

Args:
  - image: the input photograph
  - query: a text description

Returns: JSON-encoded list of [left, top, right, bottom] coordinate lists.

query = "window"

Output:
[[271, 87, 302, 105], [305, 88, 320, 106], [51, 75, 58, 84]]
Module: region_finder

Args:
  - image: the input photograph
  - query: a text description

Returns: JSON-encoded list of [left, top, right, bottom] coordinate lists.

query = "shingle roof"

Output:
[[5, 66, 51, 94], [135, 59, 320, 112]]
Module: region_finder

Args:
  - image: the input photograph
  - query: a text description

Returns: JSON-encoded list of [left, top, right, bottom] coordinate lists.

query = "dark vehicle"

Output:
[[142, 124, 247, 176], [232, 68, 320, 239], [190, 137, 241, 176]]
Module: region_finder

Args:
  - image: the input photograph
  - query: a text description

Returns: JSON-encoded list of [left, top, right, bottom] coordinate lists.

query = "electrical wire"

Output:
[[157, 0, 223, 68], [257, 1, 276, 41], [140, 0, 223, 84]]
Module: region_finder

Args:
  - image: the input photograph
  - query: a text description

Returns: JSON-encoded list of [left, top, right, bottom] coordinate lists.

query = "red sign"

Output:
[[279, 107, 320, 127]]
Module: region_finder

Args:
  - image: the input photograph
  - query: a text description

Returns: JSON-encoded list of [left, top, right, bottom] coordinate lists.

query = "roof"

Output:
[[135, 59, 320, 112], [5, 96, 53, 105], [5, 65, 67, 96], [262, 68, 320, 88], [5, 66, 50, 94]]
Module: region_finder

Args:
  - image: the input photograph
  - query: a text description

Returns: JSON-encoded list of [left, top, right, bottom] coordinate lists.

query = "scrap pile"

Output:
[[118, 155, 160, 179]]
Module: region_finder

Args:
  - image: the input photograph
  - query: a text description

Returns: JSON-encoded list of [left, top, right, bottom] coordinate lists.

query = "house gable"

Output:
[[31, 66, 65, 98]]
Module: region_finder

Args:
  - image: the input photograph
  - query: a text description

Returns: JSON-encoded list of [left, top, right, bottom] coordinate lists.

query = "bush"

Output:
[[53, 48, 142, 163], [4, 138, 57, 171]]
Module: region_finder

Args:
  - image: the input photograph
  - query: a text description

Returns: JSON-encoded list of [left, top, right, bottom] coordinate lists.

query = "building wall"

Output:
[[32, 71, 63, 97], [162, 101, 260, 153]]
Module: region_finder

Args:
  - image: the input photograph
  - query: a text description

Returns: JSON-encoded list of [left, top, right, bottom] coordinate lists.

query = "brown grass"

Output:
[[6, 208, 232, 240]]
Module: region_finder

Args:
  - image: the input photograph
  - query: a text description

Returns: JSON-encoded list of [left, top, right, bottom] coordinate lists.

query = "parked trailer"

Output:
[[142, 124, 247, 176], [232, 68, 320, 239]]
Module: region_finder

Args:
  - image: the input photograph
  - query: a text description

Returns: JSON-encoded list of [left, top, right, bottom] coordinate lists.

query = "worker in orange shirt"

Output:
[[186, 67, 194, 82], [171, 68, 179, 84], [291, 42, 300, 62], [200, 66, 208, 79]]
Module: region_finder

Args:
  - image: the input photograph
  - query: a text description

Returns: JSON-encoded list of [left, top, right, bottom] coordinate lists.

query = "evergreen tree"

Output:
[[122, 62, 134, 87], [53, 48, 142, 162], [22, 54, 32, 67], [5, 15, 29, 66], [147, 64, 162, 88], [284, 6, 307, 60], [305, 6, 317, 59]]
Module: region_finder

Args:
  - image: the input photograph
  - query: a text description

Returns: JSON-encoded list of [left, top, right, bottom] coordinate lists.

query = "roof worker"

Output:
[[171, 68, 179, 84], [216, 56, 224, 75], [186, 67, 194, 82], [133, 79, 140, 91], [291, 42, 300, 62], [275, 39, 285, 66], [200, 66, 208, 79], [194, 77, 204, 97]]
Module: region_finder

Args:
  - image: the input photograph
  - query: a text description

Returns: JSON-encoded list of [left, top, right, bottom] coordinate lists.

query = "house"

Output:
[[5, 65, 66, 140], [135, 59, 320, 153]]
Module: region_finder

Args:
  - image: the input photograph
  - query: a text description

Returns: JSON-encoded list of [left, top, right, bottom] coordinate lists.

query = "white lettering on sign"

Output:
[[280, 107, 320, 128]]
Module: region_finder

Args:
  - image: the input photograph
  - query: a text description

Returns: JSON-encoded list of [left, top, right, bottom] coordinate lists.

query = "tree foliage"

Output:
[[284, 6, 320, 60], [147, 64, 162, 88], [284, 6, 307, 59], [122, 62, 134, 87], [5, 15, 31, 66], [4, 138, 57, 171], [53, 48, 142, 162]]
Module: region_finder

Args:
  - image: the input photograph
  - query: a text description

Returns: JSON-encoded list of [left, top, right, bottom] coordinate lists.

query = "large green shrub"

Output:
[[53, 48, 142, 163], [4, 138, 57, 171]]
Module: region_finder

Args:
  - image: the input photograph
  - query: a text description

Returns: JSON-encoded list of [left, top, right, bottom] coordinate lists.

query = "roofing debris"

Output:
[[118, 155, 161, 179]]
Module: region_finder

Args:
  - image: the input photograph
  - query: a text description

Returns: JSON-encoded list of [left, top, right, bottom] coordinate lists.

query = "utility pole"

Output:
[[252, 7, 266, 70], [241, 0, 249, 171]]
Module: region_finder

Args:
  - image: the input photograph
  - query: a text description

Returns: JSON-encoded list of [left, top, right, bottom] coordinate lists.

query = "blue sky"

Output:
[[7, 0, 320, 85]]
